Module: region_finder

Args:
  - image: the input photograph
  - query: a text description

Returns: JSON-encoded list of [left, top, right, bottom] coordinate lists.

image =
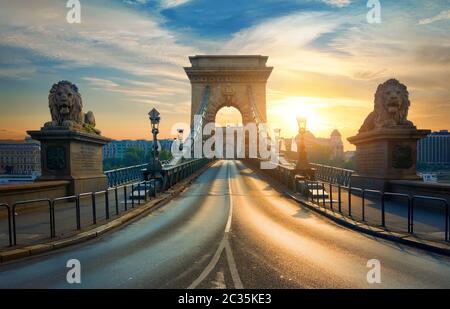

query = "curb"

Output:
[[248, 163, 450, 257], [0, 161, 215, 264]]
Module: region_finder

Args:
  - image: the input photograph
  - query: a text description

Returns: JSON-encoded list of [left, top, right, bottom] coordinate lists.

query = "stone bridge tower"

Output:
[[184, 55, 273, 127]]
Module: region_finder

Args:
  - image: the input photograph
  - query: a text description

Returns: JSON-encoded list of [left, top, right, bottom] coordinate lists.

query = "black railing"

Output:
[[312, 180, 448, 242], [12, 199, 53, 246], [1, 158, 211, 248], [246, 158, 450, 243], [104, 160, 172, 187], [105, 164, 147, 187], [310, 163, 354, 187]]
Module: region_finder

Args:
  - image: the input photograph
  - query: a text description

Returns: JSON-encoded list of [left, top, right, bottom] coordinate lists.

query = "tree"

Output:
[[123, 147, 145, 166]]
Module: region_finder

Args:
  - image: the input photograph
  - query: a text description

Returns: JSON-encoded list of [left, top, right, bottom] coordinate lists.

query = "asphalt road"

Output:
[[0, 160, 449, 288]]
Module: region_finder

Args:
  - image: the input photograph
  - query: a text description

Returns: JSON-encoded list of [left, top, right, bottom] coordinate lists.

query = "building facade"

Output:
[[417, 130, 450, 167], [0, 138, 41, 175], [283, 129, 345, 160], [103, 139, 174, 159]]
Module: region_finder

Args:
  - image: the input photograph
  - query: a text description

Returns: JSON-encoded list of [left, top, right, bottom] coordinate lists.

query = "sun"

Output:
[[267, 96, 324, 137]]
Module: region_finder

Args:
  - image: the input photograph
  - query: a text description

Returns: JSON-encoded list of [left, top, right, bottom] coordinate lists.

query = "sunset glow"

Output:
[[0, 1, 448, 152]]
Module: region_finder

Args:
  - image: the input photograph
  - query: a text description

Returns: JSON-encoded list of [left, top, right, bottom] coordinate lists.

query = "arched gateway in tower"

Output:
[[184, 55, 273, 158]]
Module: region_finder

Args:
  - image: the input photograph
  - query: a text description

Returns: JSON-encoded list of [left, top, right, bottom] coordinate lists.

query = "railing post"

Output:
[[124, 185, 128, 211], [105, 190, 110, 220], [0, 204, 12, 247], [131, 184, 135, 208], [381, 192, 386, 227], [445, 201, 449, 242], [144, 181, 148, 202], [137, 183, 141, 206], [329, 183, 333, 210], [91, 192, 97, 225], [12, 204, 17, 246], [362, 190, 365, 222], [410, 197, 415, 234], [348, 187, 352, 217], [76, 195, 81, 230], [322, 182, 325, 206], [407, 196, 411, 234], [338, 184, 342, 213], [115, 187, 119, 216], [50, 200, 55, 238]]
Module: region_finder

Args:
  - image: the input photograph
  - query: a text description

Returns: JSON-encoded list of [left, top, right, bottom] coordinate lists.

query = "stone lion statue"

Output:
[[44, 80, 101, 134], [359, 79, 415, 133]]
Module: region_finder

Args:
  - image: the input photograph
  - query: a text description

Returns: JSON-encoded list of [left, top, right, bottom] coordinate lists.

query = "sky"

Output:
[[0, 0, 449, 150]]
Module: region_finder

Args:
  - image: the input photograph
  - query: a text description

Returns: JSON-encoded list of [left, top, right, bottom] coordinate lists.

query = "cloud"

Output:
[[82, 75, 190, 107], [82, 77, 119, 89], [219, 6, 450, 145], [321, 0, 351, 7], [160, 0, 191, 9], [419, 9, 450, 25], [0, 66, 37, 80], [0, 0, 449, 145], [0, 0, 196, 78]]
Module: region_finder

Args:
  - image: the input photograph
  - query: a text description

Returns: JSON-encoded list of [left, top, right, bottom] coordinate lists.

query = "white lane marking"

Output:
[[187, 238, 226, 289], [188, 161, 243, 289], [225, 162, 233, 233], [225, 162, 243, 289], [225, 239, 243, 289]]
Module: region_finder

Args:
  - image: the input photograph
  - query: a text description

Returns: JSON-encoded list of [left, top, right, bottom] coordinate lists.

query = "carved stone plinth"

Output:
[[27, 130, 111, 194], [347, 128, 430, 190]]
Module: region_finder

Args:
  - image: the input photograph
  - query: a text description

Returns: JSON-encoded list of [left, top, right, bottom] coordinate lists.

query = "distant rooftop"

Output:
[[331, 129, 341, 137], [0, 138, 40, 146], [430, 130, 450, 136]]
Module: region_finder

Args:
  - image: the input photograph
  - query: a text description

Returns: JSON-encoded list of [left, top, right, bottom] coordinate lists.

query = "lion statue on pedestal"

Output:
[[44, 80, 101, 134], [359, 79, 415, 133]]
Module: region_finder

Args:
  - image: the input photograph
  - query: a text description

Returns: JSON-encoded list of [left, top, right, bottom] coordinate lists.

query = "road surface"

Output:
[[0, 160, 449, 288]]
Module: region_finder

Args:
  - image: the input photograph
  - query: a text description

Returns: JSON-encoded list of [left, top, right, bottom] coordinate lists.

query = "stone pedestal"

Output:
[[347, 128, 430, 190], [27, 130, 111, 195]]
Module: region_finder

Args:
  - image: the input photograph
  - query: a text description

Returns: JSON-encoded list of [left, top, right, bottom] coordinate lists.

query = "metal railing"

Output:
[[310, 163, 354, 187], [105, 164, 147, 187], [104, 160, 172, 187], [246, 158, 450, 243], [310, 180, 448, 242], [1, 158, 211, 248]]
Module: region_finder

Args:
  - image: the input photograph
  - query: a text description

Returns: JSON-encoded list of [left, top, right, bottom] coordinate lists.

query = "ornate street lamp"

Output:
[[295, 116, 311, 176], [147, 108, 163, 177]]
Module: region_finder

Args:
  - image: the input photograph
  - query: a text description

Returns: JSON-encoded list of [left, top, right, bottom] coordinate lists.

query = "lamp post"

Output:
[[295, 116, 310, 175], [147, 108, 162, 176]]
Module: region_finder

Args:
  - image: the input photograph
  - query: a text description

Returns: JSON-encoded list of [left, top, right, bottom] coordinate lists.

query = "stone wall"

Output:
[[0, 180, 70, 208]]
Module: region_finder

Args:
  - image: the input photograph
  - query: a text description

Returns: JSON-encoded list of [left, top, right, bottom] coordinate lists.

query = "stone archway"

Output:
[[185, 55, 273, 126], [184, 55, 273, 158]]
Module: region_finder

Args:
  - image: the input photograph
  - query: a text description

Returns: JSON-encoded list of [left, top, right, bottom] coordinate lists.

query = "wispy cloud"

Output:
[[0, 66, 37, 80], [419, 9, 450, 25], [0, 0, 196, 78], [219, 5, 450, 145], [82, 77, 120, 89], [0, 0, 449, 145], [321, 0, 351, 7], [82, 75, 190, 107], [160, 0, 191, 9]]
